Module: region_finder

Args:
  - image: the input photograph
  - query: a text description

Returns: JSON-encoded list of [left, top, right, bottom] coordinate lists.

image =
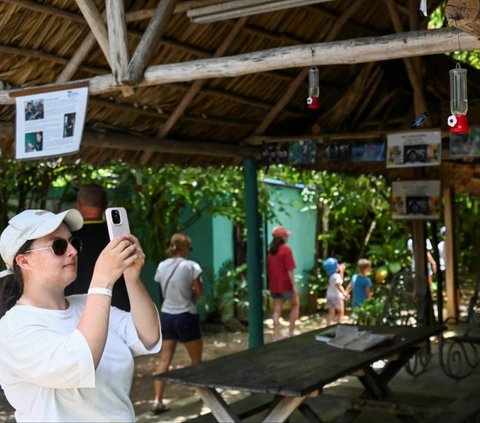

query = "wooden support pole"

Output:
[[443, 186, 459, 320], [412, 221, 429, 325]]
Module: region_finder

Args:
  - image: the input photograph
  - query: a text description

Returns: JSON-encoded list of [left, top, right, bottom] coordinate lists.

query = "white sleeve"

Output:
[[110, 306, 162, 357], [190, 260, 202, 280], [153, 261, 163, 283]]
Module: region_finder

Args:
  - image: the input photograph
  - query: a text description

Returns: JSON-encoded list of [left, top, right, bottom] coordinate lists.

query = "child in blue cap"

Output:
[[323, 257, 349, 326]]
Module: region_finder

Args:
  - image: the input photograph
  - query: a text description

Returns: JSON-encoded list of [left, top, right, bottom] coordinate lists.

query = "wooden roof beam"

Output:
[[1, 28, 480, 104], [446, 0, 480, 37], [74, 0, 111, 68], [106, 0, 130, 87], [386, 0, 427, 117], [125, 0, 177, 85]]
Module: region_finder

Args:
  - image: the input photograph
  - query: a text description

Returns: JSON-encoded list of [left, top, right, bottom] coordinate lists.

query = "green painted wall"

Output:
[[264, 182, 317, 305]]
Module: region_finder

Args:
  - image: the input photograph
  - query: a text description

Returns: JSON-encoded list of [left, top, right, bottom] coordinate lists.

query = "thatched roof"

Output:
[[0, 0, 480, 194]]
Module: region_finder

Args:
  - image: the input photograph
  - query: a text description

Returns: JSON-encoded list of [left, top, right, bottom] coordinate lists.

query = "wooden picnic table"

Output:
[[157, 324, 444, 422]]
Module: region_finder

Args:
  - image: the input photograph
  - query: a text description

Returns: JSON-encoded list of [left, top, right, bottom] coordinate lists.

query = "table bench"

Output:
[[158, 325, 444, 422]]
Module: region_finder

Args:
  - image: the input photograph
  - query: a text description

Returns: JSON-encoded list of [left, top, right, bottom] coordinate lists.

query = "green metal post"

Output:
[[243, 157, 264, 348]]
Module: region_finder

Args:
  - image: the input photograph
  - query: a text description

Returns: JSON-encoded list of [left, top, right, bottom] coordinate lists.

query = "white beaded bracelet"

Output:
[[88, 287, 113, 297]]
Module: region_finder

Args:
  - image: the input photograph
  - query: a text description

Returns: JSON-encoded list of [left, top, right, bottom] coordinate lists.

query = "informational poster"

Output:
[[450, 127, 480, 158], [13, 82, 88, 160], [386, 130, 441, 168], [391, 180, 441, 220]]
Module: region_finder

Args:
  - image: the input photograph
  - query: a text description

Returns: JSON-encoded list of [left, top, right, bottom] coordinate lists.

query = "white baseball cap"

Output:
[[0, 209, 83, 276]]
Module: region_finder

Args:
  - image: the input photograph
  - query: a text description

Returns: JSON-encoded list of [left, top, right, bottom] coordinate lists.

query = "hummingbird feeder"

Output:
[[448, 63, 469, 134], [307, 66, 320, 110]]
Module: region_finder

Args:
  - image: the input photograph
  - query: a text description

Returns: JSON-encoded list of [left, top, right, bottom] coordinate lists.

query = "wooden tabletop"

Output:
[[158, 325, 444, 397]]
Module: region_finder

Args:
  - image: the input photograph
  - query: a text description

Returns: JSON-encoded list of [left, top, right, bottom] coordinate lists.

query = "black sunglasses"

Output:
[[26, 237, 83, 256]]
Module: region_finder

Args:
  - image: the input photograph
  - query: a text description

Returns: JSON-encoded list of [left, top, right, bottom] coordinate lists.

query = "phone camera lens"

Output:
[[111, 209, 121, 224]]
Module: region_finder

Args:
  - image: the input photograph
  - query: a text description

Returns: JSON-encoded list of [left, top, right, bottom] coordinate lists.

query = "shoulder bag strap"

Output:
[[162, 259, 183, 299]]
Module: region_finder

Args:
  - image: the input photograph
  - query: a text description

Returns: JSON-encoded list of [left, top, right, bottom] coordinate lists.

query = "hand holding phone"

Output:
[[105, 207, 131, 240]]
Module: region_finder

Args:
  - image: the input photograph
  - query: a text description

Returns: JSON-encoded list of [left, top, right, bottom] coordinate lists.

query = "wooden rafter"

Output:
[[106, 0, 130, 85], [74, 0, 111, 68], [125, 0, 177, 85], [386, 0, 428, 117], [139, 16, 247, 164], [446, 0, 480, 38], [157, 17, 247, 138]]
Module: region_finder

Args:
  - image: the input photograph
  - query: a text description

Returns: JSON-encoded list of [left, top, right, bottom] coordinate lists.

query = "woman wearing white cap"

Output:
[[0, 209, 161, 422], [266, 225, 298, 341]]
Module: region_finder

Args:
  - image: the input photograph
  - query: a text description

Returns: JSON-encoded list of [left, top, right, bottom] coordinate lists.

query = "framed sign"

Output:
[[391, 180, 441, 220], [12, 82, 89, 160], [386, 130, 441, 168]]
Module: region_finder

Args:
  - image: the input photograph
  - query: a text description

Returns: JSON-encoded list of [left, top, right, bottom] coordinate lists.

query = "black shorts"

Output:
[[160, 312, 202, 343]]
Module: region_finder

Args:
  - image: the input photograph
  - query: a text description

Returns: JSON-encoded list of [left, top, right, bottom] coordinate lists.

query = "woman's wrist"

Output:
[[88, 287, 112, 297]]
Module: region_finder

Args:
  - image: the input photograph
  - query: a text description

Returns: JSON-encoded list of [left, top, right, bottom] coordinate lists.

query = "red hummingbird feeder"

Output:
[[307, 66, 320, 110], [448, 63, 469, 134]]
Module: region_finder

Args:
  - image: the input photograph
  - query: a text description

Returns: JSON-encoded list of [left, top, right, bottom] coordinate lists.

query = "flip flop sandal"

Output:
[[151, 403, 170, 415]]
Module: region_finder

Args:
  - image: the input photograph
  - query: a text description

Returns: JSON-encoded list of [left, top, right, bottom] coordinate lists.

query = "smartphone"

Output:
[[105, 207, 131, 240]]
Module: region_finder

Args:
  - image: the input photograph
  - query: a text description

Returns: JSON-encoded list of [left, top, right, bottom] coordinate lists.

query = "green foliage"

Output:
[[196, 261, 250, 323], [367, 235, 410, 276], [353, 297, 386, 325]]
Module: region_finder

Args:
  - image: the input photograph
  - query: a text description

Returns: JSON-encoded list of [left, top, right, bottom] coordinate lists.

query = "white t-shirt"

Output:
[[407, 238, 434, 274], [438, 240, 446, 271], [0, 295, 161, 422], [155, 257, 202, 314], [326, 273, 345, 300]]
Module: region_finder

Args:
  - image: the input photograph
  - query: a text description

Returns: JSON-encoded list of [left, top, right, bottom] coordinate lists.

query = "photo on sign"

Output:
[[24, 100, 44, 121], [391, 180, 441, 220], [63, 113, 76, 138], [24, 131, 43, 153]]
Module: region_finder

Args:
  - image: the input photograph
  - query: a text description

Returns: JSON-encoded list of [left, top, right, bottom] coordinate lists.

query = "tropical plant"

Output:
[[196, 261, 250, 323]]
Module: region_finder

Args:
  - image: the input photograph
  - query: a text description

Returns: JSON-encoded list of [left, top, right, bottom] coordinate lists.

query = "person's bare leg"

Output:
[[272, 298, 284, 340], [184, 338, 203, 365], [288, 294, 300, 337], [326, 306, 335, 326], [336, 304, 344, 324], [152, 340, 177, 411]]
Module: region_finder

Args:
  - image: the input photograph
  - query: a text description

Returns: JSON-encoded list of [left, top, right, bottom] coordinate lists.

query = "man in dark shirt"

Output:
[[65, 184, 130, 311]]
